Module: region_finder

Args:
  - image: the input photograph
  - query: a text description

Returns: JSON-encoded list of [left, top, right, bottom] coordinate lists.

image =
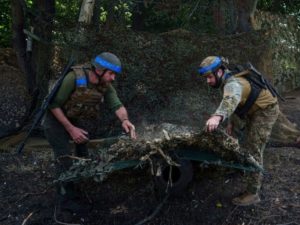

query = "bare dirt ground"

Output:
[[0, 90, 299, 225]]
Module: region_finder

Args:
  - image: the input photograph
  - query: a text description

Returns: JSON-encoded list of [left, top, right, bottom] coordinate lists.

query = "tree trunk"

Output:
[[92, 0, 101, 32], [72, 0, 95, 61], [212, 0, 258, 34], [132, 1, 147, 31], [11, 0, 36, 96], [79, 0, 95, 24], [32, 0, 55, 98], [235, 0, 258, 33]]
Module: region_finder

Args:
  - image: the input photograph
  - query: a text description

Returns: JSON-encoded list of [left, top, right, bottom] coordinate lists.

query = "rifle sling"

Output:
[[233, 70, 263, 118]]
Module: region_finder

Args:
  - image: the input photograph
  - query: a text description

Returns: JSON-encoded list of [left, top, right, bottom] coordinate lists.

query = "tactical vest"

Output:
[[227, 64, 277, 118], [63, 65, 108, 120]]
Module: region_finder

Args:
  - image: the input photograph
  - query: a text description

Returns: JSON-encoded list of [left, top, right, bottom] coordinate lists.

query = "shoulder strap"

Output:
[[72, 65, 88, 88], [233, 70, 250, 78], [233, 69, 263, 118], [234, 77, 261, 118]]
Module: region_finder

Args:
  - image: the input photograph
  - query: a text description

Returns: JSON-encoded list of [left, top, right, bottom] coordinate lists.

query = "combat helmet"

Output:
[[198, 56, 222, 76], [198, 56, 226, 88], [91, 52, 122, 74]]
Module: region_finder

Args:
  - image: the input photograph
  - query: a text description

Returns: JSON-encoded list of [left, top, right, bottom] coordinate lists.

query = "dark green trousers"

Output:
[[43, 111, 88, 196]]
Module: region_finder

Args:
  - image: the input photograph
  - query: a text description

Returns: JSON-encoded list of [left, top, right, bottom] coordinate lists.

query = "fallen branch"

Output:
[[21, 212, 34, 225]]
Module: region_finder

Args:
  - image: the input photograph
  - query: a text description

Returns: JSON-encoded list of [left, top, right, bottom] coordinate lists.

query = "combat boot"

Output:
[[56, 182, 92, 216], [232, 192, 261, 206]]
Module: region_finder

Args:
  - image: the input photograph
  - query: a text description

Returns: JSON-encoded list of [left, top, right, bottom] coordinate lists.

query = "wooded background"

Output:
[[0, 0, 300, 137]]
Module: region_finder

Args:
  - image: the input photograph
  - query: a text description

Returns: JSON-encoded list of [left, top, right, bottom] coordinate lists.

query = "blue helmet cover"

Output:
[[95, 56, 122, 74], [198, 56, 222, 75]]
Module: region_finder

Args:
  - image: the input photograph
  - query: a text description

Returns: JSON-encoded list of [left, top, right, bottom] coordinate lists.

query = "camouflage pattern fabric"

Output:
[[237, 103, 279, 194], [214, 76, 242, 120], [55, 124, 252, 183], [64, 85, 107, 119], [212, 71, 279, 194]]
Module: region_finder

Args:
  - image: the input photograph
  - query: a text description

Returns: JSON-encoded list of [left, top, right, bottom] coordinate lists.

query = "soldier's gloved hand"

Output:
[[68, 126, 89, 144], [122, 120, 137, 139], [205, 115, 223, 132]]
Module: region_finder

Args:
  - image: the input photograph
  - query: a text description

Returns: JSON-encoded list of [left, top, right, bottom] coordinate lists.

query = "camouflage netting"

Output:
[[56, 125, 253, 183], [54, 27, 278, 135], [53, 25, 300, 144], [1, 11, 299, 142], [0, 49, 32, 138]]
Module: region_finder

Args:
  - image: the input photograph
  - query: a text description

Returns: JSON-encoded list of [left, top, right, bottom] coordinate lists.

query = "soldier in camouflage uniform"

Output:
[[43, 52, 136, 214], [197, 56, 279, 206]]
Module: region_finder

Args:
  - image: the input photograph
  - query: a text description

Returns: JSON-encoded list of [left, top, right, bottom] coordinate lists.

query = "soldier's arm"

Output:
[[104, 85, 136, 139], [48, 72, 76, 109], [213, 78, 242, 121], [104, 84, 123, 111]]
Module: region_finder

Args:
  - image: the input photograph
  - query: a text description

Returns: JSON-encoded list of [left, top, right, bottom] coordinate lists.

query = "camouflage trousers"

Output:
[[238, 103, 279, 194]]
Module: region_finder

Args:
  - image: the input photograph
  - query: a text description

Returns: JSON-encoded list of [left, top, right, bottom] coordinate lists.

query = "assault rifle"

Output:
[[246, 62, 285, 102], [16, 58, 74, 154]]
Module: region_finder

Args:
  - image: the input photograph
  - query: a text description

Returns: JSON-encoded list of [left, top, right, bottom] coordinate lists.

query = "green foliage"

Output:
[[258, 0, 300, 15], [140, 0, 215, 34], [0, 0, 80, 48], [0, 0, 11, 47], [97, 0, 134, 28], [257, 0, 300, 25], [55, 0, 80, 27], [1, 0, 300, 48], [113, 1, 133, 27]]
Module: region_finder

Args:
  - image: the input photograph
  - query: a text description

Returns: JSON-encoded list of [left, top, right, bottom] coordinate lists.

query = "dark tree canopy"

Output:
[[1, 0, 300, 48]]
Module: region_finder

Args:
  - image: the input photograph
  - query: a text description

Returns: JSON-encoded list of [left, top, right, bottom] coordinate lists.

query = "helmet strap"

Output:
[[92, 67, 107, 84], [211, 69, 222, 89]]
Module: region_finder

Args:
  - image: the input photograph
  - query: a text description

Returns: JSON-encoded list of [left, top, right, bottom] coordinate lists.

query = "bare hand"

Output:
[[205, 115, 222, 132], [226, 122, 234, 136], [68, 126, 89, 144], [122, 120, 137, 139]]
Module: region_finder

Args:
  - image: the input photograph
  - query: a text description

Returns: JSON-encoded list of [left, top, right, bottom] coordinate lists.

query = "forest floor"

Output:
[[0, 89, 299, 225]]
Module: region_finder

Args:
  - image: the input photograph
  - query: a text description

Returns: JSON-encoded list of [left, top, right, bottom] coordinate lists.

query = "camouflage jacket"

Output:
[[213, 74, 242, 121], [213, 71, 277, 121]]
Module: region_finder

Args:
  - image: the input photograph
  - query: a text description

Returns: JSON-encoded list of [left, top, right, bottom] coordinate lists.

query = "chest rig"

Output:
[[227, 63, 280, 118], [64, 65, 108, 120]]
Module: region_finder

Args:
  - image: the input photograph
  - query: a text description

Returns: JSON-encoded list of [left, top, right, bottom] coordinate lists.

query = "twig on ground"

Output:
[[21, 212, 34, 225], [83, 189, 92, 204], [221, 205, 238, 225], [257, 214, 281, 224], [288, 204, 300, 208], [53, 206, 80, 225], [134, 194, 169, 225], [0, 216, 8, 222], [16, 189, 48, 203], [58, 155, 91, 161], [277, 222, 300, 225]]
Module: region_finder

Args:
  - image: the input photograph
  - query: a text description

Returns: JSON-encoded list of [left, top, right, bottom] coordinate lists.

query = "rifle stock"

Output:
[[16, 58, 74, 154], [247, 62, 285, 101]]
